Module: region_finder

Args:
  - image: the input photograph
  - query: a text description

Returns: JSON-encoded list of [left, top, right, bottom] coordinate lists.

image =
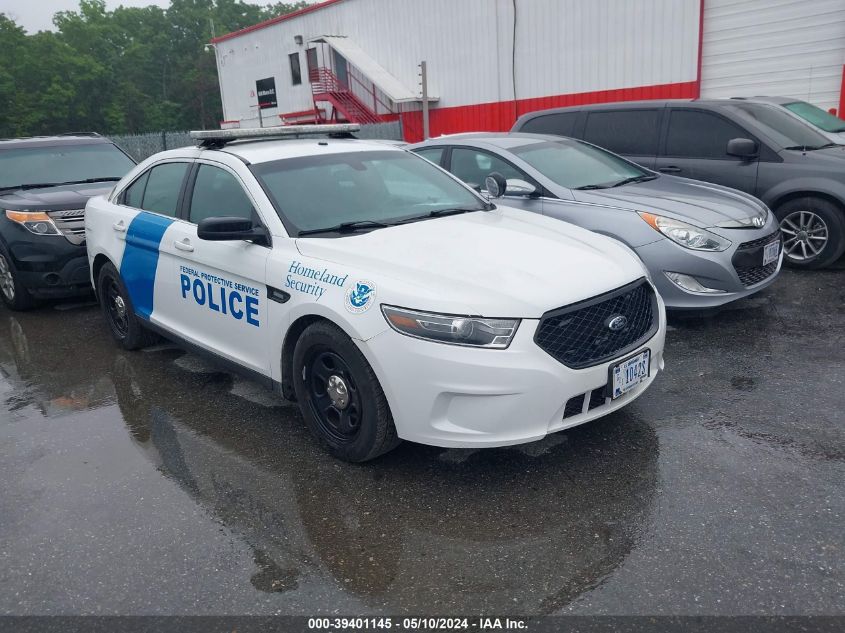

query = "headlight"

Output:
[[5, 210, 61, 236], [382, 305, 520, 349], [638, 212, 730, 251]]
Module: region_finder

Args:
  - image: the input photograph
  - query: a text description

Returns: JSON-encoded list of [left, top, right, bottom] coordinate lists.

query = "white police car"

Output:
[[85, 125, 666, 461]]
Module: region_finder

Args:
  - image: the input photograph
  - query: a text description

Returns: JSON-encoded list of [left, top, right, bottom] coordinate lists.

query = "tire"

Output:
[[775, 197, 845, 269], [292, 320, 400, 462], [0, 243, 36, 311], [97, 262, 157, 350]]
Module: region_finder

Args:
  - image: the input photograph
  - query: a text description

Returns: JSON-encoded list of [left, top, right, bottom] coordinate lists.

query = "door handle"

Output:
[[658, 166, 682, 173], [174, 238, 194, 252], [112, 220, 126, 232]]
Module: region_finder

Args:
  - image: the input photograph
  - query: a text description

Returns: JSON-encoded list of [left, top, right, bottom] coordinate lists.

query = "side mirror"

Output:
[[726, 137, 757, 159], [505, 178, 538, 197], [197, 216, 268, 245], [484, 172, 508, 198]]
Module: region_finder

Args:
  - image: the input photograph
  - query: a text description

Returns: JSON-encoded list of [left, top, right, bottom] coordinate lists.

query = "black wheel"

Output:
[[97, 262, 157, 350], [0, 244, 36, 311], [292, 321, 399, 462], [775, 197, 845, 269]]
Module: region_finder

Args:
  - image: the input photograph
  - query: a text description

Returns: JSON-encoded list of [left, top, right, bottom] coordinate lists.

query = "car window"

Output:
[[519, 112, 579, 137], [512, 139, 647, 190], [664, 110, 748, 159], [250, 150, 486, 235], [189, 165, 254, 224], [122, 171, 149, 208], [783, 101, 845, 134], [583, 110, 660, 155], [726, 102, 832, 149], [414, 147, 445, 166], [450, 148, 526, 189], [139, 163, 188, 217]]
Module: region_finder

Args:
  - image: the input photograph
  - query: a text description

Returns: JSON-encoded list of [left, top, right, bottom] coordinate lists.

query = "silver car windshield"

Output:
[[511, 140, 649, 190], [251, 150, 488, 236]]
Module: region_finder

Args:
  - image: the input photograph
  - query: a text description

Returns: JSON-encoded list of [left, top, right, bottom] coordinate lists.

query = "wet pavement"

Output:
[[0, 266, 843, 616]]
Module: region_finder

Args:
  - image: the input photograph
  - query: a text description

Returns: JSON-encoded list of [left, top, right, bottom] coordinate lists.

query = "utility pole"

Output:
[[420, 61, 430, 140]]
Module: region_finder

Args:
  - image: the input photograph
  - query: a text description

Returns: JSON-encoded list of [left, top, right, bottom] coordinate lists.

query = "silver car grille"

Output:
[[47, 209, 86, 245]]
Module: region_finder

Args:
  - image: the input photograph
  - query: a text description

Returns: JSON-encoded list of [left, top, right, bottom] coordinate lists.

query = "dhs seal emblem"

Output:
[[345, 280, 376, 314]]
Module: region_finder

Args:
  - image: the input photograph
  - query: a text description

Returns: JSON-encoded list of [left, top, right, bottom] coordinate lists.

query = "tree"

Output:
[[0, 0, 307, 137]]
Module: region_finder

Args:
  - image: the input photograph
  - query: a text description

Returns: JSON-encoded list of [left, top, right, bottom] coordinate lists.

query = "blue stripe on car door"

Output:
[[120, 212, 175, 320]]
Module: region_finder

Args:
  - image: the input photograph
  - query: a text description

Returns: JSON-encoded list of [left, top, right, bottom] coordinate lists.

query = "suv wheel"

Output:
[[775, 197, 845, 269], [0, 245, 36, 311], [292, 321, 400, 462], [97, 262, 157, 350]]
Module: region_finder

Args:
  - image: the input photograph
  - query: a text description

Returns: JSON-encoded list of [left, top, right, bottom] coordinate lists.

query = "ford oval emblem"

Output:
[[607, 315, 628, 331]]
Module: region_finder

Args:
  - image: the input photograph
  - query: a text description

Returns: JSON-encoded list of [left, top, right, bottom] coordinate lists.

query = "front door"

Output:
[[166, 162, 272, 376], [654, 108, 759, 195]]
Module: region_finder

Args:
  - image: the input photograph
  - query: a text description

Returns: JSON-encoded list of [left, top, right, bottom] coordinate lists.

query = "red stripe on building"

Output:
[[400, 80, 699, 143], [211, 0, 345, 44]]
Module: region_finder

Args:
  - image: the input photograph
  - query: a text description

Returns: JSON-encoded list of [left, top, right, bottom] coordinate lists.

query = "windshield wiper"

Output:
[[1, 177, 123, 192], [297, 220, 395, 236], [610, 174, 658, 187], [574, 183, 611, 190], [783, 143, 841, 151], [396, 206, 487, 224]]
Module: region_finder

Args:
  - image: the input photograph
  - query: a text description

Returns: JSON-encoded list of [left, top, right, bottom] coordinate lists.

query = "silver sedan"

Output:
[[408, 133, 783, 310]]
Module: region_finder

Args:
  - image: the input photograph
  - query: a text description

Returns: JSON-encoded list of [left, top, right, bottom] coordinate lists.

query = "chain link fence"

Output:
[[111, 121, 403, 162]]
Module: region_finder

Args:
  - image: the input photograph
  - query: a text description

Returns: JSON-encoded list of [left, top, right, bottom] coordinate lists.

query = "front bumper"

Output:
[[635, 218, 782, 310], [3, 228, 91, 298], [358, 297, 667, 448]]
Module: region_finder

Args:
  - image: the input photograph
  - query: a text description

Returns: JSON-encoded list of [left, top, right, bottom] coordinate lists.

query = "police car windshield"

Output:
[[250, 150, 487, 236]]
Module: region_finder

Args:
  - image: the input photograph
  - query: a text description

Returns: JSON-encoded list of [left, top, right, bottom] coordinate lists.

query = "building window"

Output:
[[289, 52, 302, 85]]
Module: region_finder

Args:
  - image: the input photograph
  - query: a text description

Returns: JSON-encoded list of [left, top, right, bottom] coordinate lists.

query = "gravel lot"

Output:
[[0, 265, 842, 615]]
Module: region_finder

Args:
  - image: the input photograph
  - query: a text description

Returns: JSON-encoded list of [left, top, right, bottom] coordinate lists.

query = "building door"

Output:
[[305, 47, 318, 82]]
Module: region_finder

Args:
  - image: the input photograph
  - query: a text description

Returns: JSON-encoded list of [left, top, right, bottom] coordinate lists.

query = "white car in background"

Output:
[[84, 126, 666, 461]]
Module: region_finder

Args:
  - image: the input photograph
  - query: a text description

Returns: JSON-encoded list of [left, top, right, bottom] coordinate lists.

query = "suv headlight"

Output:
[[382, 305, 520, 349], [5, 210, 61, 236], [638, 212, 731, 251]]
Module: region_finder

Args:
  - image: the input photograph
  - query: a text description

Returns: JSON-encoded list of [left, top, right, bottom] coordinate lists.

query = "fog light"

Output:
[[664, 272, 726, 294]]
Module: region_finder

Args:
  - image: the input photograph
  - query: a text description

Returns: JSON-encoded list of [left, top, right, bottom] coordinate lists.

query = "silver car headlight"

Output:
[[382, 305, 520, 349], [638, 212, 731, 252]]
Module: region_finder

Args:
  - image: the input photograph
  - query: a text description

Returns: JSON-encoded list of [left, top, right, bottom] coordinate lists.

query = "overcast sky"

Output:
[[1, 0, 172, 33]]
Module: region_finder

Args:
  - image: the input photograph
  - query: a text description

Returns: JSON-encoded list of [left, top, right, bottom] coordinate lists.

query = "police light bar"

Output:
[[190, 124, 361, 147]]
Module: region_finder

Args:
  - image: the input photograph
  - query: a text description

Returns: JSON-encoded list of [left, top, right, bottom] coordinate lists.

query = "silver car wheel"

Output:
[[0, 254, 15, 301], [780, 210, 828, 262]]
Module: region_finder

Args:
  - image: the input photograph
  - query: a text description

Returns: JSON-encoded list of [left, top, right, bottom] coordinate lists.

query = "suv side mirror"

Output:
[[197, 216, 269, 245], [726, 137, 758, 159]]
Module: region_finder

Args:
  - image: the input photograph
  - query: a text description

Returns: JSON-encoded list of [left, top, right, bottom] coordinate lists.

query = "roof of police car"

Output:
[[208, 137, 408, 164]]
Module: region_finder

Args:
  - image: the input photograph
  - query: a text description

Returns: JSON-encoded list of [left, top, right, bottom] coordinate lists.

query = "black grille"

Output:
[[732, 231, 781, 287], [588, 387, 607, 410], [535, 278, 658, 370], [563, 394, 585, 419]]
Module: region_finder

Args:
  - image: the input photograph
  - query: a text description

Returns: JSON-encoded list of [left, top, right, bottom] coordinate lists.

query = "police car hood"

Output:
[[295, 206, 644, 318]]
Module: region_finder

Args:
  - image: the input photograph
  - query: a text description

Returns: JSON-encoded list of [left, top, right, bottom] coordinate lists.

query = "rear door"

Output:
[[165, 160, 272, 376], [580, 108, 662, 168], [655, 108, 759, 194]]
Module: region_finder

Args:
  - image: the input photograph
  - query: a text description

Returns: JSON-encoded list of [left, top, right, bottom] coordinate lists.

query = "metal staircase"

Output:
[[308, 67, 382, 125]]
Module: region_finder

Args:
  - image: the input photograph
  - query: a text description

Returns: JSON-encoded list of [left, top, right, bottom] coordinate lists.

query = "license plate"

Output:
[[763, 240, 780, 266], [609, 349, 650, 400]]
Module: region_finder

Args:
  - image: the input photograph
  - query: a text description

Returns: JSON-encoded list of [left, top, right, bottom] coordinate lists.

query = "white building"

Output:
[[210, 0, 845, 141]]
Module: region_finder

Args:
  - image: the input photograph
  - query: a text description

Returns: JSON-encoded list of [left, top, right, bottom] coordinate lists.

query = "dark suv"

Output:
[[0, 134, 136, 310], [513, 99, 845, 268]]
